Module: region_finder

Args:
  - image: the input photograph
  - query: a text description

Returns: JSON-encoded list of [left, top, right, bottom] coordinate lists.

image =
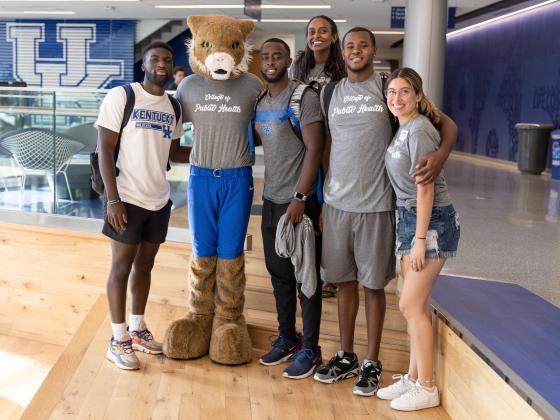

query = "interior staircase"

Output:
[[134, 19, 187, 63]]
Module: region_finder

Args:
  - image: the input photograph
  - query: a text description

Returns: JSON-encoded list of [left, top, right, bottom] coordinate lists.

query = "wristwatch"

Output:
[[293, 191, 308, 202]]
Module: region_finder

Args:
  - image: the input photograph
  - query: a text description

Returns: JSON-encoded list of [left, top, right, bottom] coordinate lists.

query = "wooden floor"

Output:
[[20, 298, 449, 420], [0, 336, 62, 420], [0, 218, 447, 419]]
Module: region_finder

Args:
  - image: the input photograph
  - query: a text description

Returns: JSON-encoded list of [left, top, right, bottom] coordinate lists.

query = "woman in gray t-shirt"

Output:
[[291, 15, 346, 299], [291, 15, 346, 86], [379, 68, 460, 412]]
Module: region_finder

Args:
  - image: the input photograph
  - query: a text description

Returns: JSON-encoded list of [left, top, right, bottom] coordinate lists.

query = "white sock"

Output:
[[111, 322, 129, 342], [129, 314, 146, 332], [418, 380, 436, 392]]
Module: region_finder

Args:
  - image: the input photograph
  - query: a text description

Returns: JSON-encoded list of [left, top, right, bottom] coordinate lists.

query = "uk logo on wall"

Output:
[[0, 20, 134, 88]]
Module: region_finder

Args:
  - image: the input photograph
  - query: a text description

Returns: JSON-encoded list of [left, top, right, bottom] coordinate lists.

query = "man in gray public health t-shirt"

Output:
[[313, 27, 458, 397]]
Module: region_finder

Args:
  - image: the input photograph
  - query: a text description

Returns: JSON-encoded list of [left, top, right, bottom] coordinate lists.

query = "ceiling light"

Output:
[[371, 30, 405, 35], [261, 5, 330, 8], [1, 10, 76, 14], [0, 0, 137, 1], [447, 0, 559, 37], [260, 19, 346, 23], [260, 19, 311, 22], [156, 4, 331, 9], [156, 4, 243, 8]]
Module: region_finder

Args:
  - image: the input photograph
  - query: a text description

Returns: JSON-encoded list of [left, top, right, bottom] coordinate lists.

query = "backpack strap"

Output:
[[252, 82, 314, 146], [286, 82, 309, 141], [165, 94, 182, 171], [110, 84, 135, 176], [287, 80, 321, 142], [287, 81, 324, 204], [248, 89, 268, 156], [315, 167, 324, 205], [321, 80, 337, 133], [167, 94, 182, 128], [317, 80, 337, 205], [307, 80, 322, 93]]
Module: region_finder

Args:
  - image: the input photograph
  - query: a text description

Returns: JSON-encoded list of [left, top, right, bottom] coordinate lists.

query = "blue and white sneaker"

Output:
[[106, 337, 140, 370], [283, 347, 322, 379], [259, 334, 302, 366]]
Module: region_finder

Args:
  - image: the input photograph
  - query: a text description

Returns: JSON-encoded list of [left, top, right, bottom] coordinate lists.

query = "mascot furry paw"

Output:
[[163, 15, 260, 365]]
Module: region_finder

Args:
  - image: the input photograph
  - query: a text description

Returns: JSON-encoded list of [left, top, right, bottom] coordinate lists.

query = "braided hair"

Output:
[[292, 15, 346, 84]]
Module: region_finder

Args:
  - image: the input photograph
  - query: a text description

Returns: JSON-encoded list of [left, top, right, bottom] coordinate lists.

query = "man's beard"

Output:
[[145, 71, 168, 87], [261, 66, 288, 84], [346, 60, 372, 75]]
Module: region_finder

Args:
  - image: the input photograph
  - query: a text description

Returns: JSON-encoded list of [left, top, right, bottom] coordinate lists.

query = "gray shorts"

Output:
[[321, 204, 396, 290]]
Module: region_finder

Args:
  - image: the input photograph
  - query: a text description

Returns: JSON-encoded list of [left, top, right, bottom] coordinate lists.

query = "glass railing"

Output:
[[0, 87, 192, 229]]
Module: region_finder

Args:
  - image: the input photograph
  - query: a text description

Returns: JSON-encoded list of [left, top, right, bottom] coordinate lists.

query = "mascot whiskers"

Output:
[[163, 15, 263, 365]]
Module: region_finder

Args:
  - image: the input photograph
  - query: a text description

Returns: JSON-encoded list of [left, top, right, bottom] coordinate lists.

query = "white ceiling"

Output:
[[0, 0, 515, 51], [0, 0, 499, 27]]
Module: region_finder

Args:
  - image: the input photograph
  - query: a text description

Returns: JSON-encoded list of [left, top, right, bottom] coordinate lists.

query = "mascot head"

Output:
[[187, 15, 254, 81]]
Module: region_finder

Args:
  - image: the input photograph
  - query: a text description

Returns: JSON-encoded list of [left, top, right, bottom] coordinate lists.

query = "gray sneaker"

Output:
[[130, 328, 163, 355], [106, 337, 140, 370], [353, 360, 382, 396], [313, 351, 359, 383]]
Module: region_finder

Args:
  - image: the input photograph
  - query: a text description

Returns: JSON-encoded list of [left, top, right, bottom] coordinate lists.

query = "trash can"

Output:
[[515, 123, 555, 174], [551, 129, 560, 180]]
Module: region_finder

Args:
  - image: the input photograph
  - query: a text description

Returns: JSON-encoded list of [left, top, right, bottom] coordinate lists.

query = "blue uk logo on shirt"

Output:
[[132, 108, 174, 139], [262, 123, 273, 136]]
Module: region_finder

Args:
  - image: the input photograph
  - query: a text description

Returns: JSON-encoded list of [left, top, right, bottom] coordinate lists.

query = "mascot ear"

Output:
[[239, 19, 255, 37], [187, 15, 203, 34]]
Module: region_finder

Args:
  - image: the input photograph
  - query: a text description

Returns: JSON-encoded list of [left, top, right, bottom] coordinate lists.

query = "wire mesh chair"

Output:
[[0, 144, 12, 191], [64, 123, 98, 154], [0, 128, 85, 201]]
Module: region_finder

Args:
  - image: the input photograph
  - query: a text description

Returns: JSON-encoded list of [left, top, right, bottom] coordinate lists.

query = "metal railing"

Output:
[[0, 87, 191, 230]]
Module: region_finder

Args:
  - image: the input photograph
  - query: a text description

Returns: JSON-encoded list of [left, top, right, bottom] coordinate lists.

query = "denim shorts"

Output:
[[395, 204, 460, 259]]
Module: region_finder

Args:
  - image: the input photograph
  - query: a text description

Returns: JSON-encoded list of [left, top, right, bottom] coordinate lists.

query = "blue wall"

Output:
[[444, 3, 560, 162], [0, 19, 134, 89]]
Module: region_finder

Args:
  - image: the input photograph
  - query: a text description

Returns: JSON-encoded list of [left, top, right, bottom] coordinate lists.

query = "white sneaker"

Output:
[[390, 381, 440, 411], [377, 374, 415, 400]]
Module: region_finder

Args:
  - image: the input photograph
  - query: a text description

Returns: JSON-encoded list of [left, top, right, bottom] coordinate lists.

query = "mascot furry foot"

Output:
[[163, 255, 217, 359], [209, 256, 252, 364]]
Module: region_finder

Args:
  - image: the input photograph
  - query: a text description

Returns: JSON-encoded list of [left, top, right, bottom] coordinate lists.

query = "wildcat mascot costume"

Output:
[[163, 15, 262, 364]]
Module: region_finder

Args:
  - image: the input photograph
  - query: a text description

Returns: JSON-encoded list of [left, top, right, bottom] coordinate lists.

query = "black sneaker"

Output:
[[313, 350, 359, 383], [353, 360, 382, 396], [259, 334, 302, 366]]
